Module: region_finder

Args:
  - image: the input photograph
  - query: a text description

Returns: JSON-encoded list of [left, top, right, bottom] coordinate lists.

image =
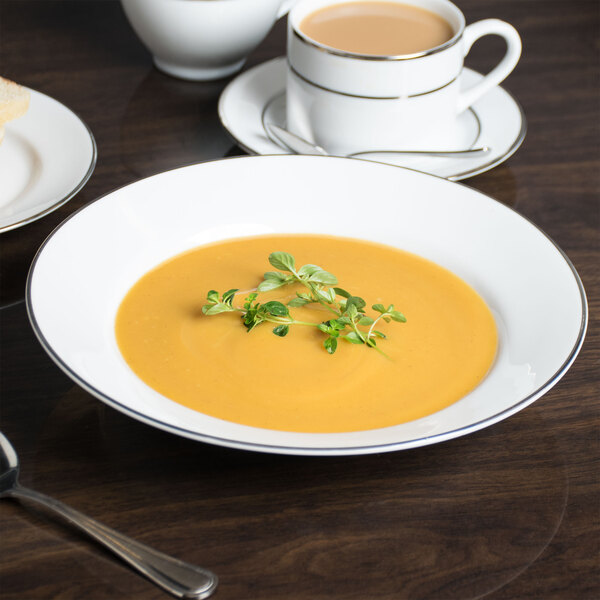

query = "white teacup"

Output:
[[121, 0, 296, 81], [286, 0, 522, 154]]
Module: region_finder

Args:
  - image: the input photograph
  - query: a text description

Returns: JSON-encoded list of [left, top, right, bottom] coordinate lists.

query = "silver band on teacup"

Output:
[[291, 27, 464, 62], [288, 62, 460, 100]]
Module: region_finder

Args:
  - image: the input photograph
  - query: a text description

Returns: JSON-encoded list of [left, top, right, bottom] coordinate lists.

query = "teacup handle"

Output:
[[457, 19, 521, 114], [277, 0, 298, 19]]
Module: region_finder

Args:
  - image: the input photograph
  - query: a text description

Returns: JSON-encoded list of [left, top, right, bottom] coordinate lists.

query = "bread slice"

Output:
[[0, 77, 30, 124]]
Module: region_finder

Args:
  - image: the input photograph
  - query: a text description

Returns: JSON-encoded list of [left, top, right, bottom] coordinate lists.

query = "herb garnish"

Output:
[[201, 252, 406, 356]]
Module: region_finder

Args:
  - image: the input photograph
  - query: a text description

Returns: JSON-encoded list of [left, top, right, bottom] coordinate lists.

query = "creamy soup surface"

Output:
[[115, 235, 497, 433]]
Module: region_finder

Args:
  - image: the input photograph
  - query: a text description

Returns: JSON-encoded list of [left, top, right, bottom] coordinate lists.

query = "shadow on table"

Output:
[[119, 68, 240, 180]]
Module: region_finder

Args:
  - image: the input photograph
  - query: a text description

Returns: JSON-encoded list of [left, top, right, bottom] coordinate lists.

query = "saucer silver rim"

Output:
[[218, 56, 527, 181], [260, 92, 483, 156], [447, 99, 526, 181]]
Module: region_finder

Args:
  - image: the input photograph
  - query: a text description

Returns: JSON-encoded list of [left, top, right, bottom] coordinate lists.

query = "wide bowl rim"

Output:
[[25, 155, 588, 455]]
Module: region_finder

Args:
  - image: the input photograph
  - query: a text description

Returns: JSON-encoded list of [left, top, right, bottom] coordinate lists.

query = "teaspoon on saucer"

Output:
[[266, 123, 490, 159], [0, 431, 218, 599]]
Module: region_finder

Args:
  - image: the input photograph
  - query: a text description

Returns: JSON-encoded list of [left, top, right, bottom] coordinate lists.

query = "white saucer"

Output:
[[0, 88, 97, 233], [219, 57, 526, 181]]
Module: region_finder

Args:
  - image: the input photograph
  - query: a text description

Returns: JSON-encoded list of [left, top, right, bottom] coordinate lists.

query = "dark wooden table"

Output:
[[1, 1, 598, 598]]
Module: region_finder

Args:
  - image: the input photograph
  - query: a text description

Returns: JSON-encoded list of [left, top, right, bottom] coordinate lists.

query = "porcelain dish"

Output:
[[219, 57, 526, 180], [120, 0, 295, 81], [285, 0, 521, 154], [27, 156, 586, 456], [0, 88, 96, 233]]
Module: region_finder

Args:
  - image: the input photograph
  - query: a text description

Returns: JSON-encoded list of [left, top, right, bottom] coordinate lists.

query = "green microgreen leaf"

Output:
[[390, 310, 407, 322], [372, 303, 385, 313], [314, 287, 331, 302], [345, 296, 366, 313], [318, 320, 342, 337], [324, 336, 338, 354], [263, 271, 288, 281], [243, 308, 263, 331], [268, 252, 296, 272], [222, 289, 238, 305], [272, 325, 289, 337], [287, 297, 311, 307], [358, 316, 374, 326], [207, 290, 219, 303], [308, 270, 338, 285], [297, 264, 322, 277], [346, 303, 358, 319], [373, 330, 387, 339], [262, 301, 289, 317], [203, 303, 233, 316], [257, 279, 287, 292], [243, 293, 258, 310], [344, 331, 365, 344], [333, 287, 351, 299]]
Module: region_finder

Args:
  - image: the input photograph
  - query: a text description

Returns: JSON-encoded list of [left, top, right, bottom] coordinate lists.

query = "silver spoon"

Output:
[[0, 431, 218, 599], [266, 123, 490, 158]]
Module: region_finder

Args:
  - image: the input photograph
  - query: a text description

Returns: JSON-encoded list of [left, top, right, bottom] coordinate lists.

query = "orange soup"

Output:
[[115, 235, 497, 433]]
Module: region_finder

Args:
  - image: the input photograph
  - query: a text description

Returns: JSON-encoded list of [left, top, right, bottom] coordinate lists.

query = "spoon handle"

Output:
[[8, 485, 218, 599], [350, 147, 490, 158], [265, 124, 490, 158]]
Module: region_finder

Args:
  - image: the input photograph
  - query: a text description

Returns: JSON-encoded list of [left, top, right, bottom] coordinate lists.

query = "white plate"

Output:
[[0, 88, 97, 233], [27, 156, 586, 456], [219, 57, 526, 180]]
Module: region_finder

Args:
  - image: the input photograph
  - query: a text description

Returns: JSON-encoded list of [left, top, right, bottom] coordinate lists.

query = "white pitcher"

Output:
[[121, 0, 297, 81]]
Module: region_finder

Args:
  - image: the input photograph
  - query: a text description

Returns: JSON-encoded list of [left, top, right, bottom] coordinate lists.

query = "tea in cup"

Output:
[[121, 0, 297, 81], [286, 0, 521, 154]]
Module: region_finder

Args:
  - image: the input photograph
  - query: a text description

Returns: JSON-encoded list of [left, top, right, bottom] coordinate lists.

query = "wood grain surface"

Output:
[[1, 1, 598, 599]]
